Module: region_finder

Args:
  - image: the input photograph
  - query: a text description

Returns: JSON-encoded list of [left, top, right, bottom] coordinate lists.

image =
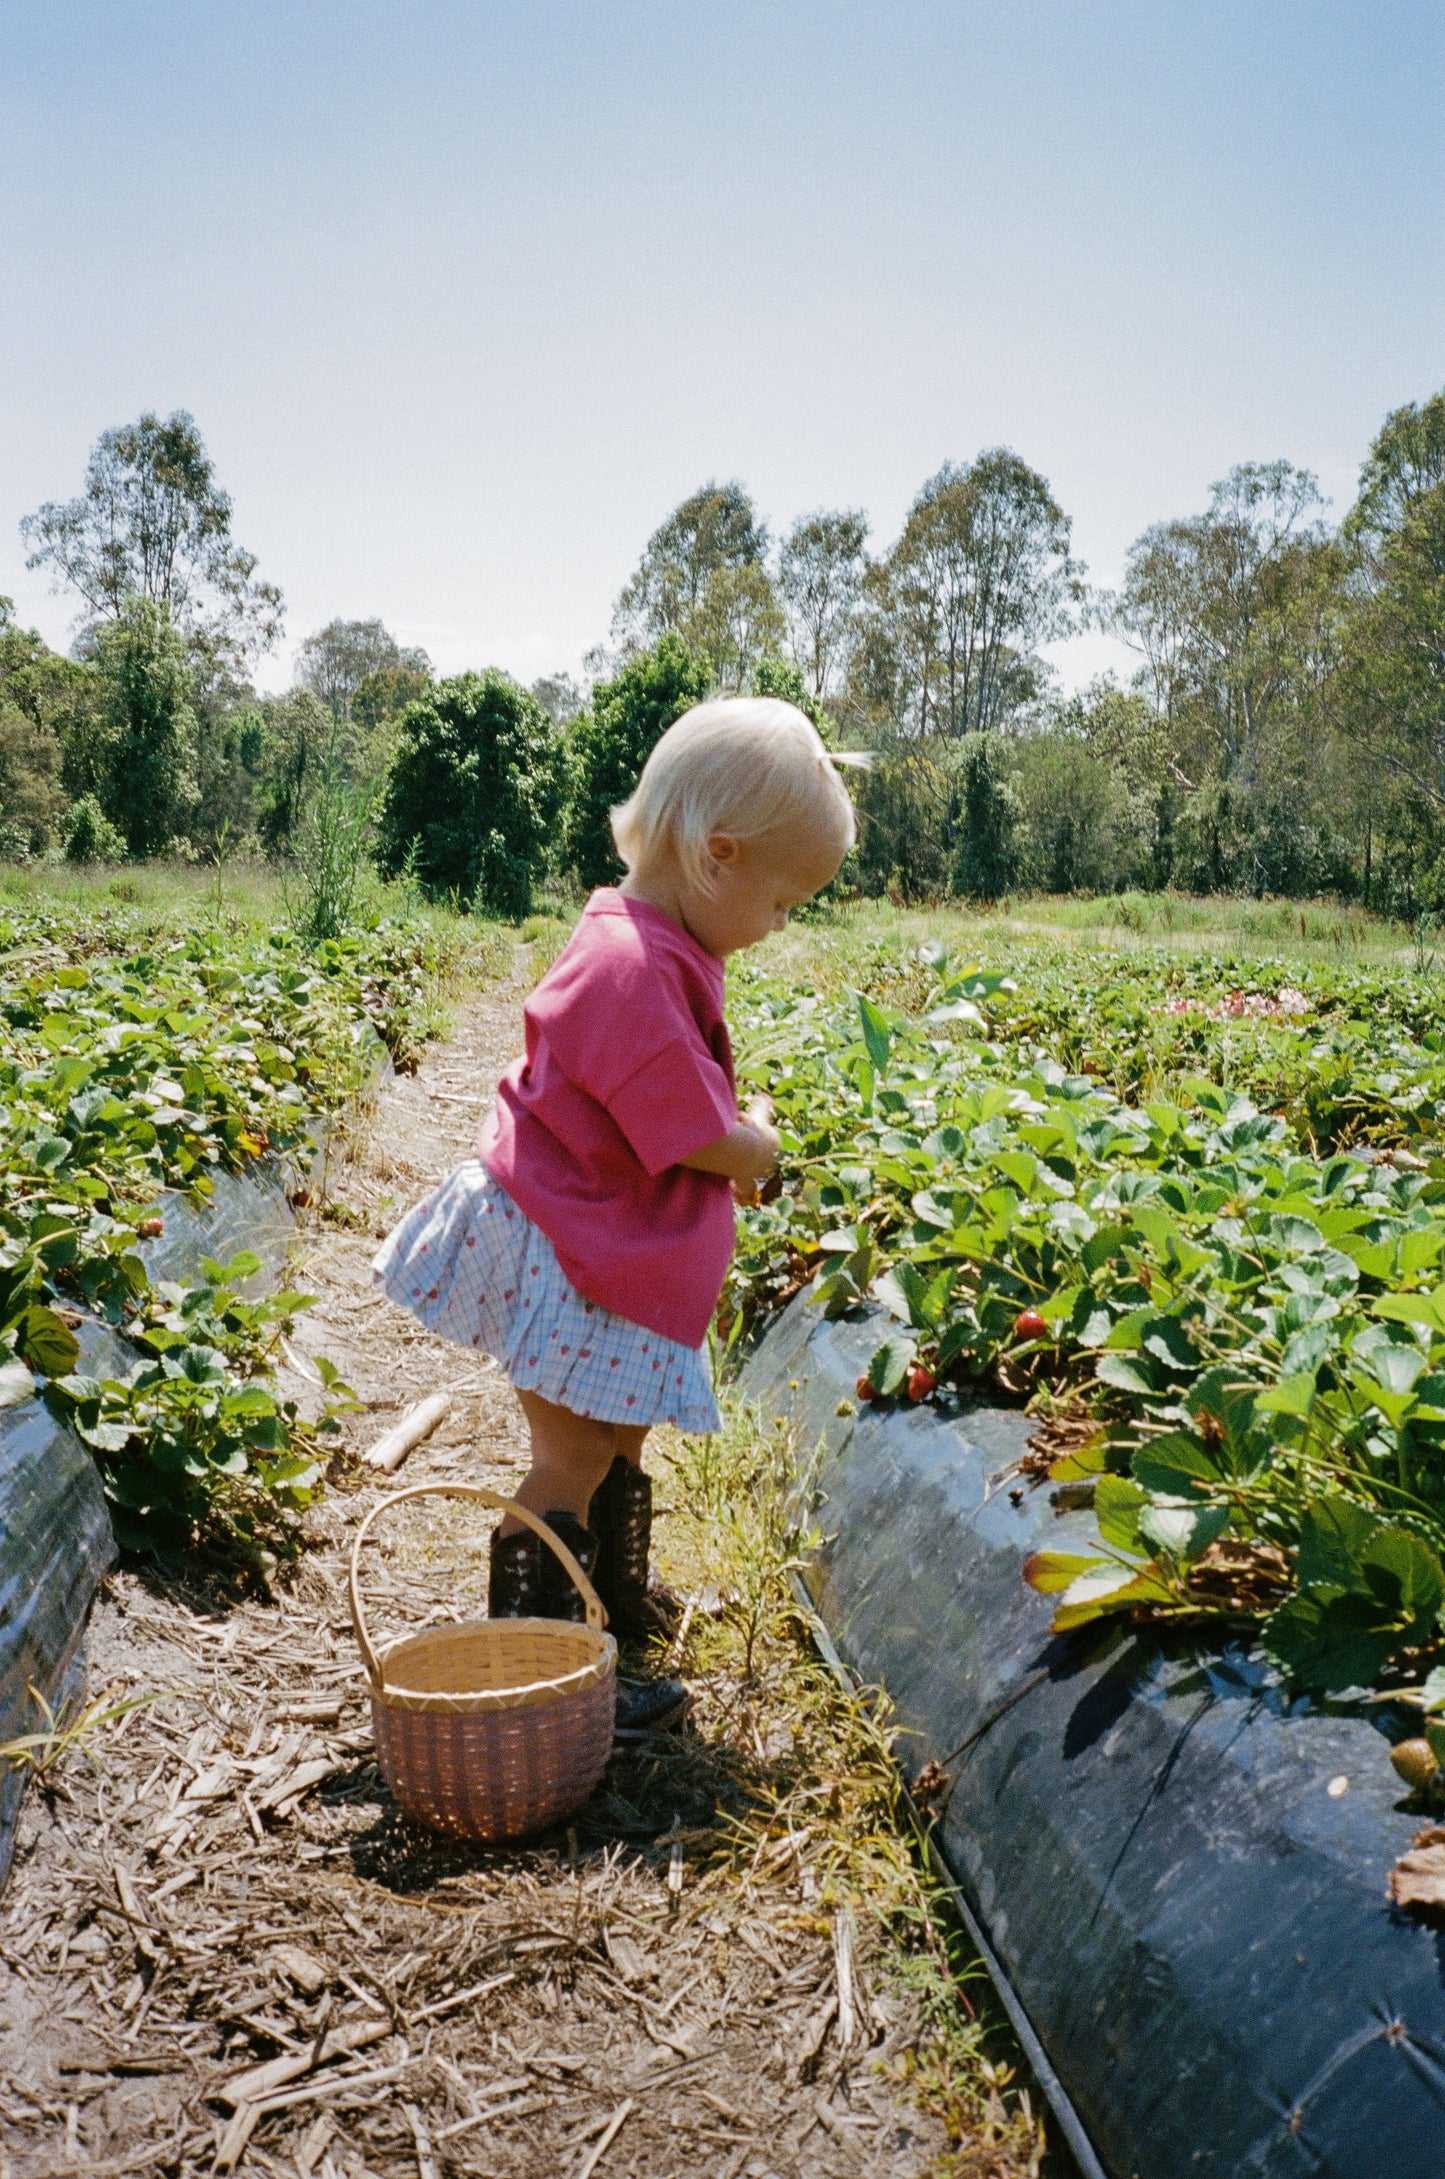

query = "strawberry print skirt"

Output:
[[371, 1162, 721, 1432]]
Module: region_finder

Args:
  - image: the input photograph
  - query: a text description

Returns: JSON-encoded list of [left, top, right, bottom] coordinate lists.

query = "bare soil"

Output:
[[0, 958, 1037, 2179]]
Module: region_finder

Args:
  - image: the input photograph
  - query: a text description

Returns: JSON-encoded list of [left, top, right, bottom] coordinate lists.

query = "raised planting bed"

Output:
[[0, 897, 454, 1887], [741, 1294, 1445, 2179], [0, 1147, 333, 1888]]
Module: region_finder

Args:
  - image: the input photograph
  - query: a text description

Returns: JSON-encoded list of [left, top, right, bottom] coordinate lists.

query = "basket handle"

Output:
[[348, 1483, 607, 1691]]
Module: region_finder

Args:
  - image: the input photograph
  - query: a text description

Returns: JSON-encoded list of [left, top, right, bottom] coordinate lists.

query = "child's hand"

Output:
[[680, 1104, 779, 1190]]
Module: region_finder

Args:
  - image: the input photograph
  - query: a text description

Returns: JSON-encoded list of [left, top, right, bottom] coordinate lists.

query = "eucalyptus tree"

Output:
[[1115, 462, 1339, 802], [614, 481, 767, 644], [296, 618, 429, 721], [21, 410, 283, 667], [611, 480, 781, 689], [778, 509, 870, 698], [1331, 396, 1445, 822], [873, 451, 1080, 737]]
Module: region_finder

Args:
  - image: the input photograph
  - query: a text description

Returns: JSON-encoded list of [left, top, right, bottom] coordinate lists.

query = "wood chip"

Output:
[[412, 1968, 516, 2021], [603, 1929, 652, 1985], [294, 2115, 335, 2178], [833, 1906, 857, 2048], [272, 1943, 330, 1996], [364, 1392, 451, 1472], [112, 1864, 152, 1930], [791, 1993, 837, 2082], [218, 2014, 392, 2107], [576, 2097, 634, 2179], [404, 2099, 440, 2179], [245, 2060, 411, 2119], [255, 1758, 336, 1815]]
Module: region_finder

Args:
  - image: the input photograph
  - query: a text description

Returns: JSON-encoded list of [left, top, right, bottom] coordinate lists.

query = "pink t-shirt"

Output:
[[478, 891, 738, 1348]]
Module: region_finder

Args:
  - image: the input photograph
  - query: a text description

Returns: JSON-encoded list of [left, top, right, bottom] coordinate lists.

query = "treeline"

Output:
[[6, 393, 1445, 916]]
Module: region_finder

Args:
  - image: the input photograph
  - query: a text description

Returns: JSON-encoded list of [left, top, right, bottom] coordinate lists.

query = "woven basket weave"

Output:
[[348, 1484, 616, 1842]]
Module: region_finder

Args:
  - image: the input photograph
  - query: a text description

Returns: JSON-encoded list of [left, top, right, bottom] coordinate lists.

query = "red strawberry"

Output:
[[906, 1365, 938, 1402], [1014, 1308, 1047, 1341], [856, 1374, 877, 1402], [137, 1217, 164, 1238]]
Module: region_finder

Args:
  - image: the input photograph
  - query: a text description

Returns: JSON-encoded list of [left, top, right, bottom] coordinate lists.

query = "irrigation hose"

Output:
[[788, 1571, 1110, 2179]]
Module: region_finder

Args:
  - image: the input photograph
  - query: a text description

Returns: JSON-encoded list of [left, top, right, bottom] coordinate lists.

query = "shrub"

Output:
[[847, 733, 955, 901], [94, 598, 198, 855], [560, 635, 711, 889], [65, 793, 127, 864], [376, 671, 562, 917], [1013, 732, 1148, 893], [0, 702, 68, 856], [952, 737, 1017, 901]]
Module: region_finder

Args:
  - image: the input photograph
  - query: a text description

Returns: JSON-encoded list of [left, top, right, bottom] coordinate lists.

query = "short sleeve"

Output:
[[606, 1040, 737, 1176]]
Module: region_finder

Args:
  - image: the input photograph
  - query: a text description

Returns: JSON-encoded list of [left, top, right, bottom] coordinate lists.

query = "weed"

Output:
[[656, 1404, 1048, 2174], [0, 1681, 169, 1792]]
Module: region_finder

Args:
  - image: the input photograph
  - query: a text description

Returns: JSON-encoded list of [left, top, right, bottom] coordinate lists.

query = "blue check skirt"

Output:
[[371, 1162, 721, 1433]]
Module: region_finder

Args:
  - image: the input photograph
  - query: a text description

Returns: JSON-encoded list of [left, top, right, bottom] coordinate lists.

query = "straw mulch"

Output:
[[0, 965, 1049, 2179]]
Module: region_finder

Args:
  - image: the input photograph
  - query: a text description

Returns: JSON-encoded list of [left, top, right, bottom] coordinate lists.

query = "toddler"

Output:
[[373, 695, 854, 1730]]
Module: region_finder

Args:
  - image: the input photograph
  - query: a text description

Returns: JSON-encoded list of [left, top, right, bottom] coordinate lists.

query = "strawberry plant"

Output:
[[727, 939, 1445, 1699], [0, 896, 470, 1560]]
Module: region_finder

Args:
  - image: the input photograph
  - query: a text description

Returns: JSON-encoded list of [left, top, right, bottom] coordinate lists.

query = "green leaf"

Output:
[[871, 1272, 914, 1324], [1375, 1290, 1445, 1332], [856, 995, 892, 1075], [1140, 1313, 1199, 1372], [226, 1386, 279, 1417], [1138, 1500, 1229, 1563], [1131, 1432, 1224, 1496], [1263, 1586, 1427, 1693], [20, 1306, 79, 1379], [866, 1335, 915, 1397], [1256, 1375, 1318, 1419], [1096, 1353, 1157, 1397], [1362, 1527, 1445, 1623], [1295, 1495, 1380, 1592], [1095, 1473, 1148, 1554]]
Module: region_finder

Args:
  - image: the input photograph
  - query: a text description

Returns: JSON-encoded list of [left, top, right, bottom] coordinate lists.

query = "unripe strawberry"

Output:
[[907, 1365, 938, 1402], [1014, 1308, 1047, 1341], [1391, 1738, 1439, 1792], [855, 1374, 876, 1402], [138, 1217, 164, 1238]]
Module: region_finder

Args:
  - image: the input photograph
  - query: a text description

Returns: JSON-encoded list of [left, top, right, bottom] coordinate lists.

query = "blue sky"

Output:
[[2, 1, 1441, 693]]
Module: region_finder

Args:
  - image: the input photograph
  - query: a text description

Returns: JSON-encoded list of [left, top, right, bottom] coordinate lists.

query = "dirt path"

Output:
[[0, 964, 976, 2179]]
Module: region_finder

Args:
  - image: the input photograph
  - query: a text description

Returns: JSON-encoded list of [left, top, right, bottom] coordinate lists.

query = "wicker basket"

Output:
[[348, 1484, 616, 1842]]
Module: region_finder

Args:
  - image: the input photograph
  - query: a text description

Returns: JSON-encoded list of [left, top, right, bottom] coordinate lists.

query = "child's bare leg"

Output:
[[614, 1423, 649, 1470], [503, 1390, 621, 1530]]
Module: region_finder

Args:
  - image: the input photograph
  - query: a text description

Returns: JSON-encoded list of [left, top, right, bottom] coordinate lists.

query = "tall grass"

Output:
[[758, 890, 1421, 991], [0, 854, 519, 965]]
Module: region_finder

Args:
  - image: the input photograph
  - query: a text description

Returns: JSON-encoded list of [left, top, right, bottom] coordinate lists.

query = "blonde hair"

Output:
[[611, 696, 857, 890]]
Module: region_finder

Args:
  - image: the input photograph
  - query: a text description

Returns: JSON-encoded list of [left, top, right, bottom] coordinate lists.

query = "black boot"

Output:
[[587, 1456, 683, 1642], [536, 1511, 601, 1624], [488, 1526, 546, 1618], [615, 1676, 690, 1737]]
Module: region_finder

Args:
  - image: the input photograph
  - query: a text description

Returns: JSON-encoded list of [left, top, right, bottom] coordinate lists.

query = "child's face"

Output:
[[684, 818, 848, 957]]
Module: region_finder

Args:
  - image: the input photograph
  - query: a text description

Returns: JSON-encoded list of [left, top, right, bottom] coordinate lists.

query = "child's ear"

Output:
[[706, 832, 742, 869]]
